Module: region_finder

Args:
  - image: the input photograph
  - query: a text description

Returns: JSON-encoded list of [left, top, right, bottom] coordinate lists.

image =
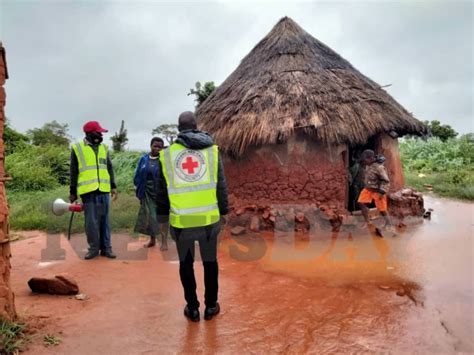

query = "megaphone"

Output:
[[52, 198, 83, 216]]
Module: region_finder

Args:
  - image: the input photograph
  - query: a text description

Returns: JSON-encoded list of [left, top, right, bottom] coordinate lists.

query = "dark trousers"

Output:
[[82, 192, 112, 253], [171, 221, 221, 310]]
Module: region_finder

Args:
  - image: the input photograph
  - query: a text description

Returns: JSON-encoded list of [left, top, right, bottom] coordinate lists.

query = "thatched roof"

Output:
[[197, 17, 426, 156]]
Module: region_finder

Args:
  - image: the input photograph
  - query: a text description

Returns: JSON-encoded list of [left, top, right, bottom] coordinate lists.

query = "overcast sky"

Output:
[[1, 0, 472, 150]]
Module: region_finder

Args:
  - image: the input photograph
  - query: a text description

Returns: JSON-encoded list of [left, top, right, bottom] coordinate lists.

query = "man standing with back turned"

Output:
[[70, 121, 118, 260], [156, 111, 228, 322]]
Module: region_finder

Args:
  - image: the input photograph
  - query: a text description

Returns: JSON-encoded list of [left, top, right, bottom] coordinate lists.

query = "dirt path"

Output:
[[10, 196, 473, 354]]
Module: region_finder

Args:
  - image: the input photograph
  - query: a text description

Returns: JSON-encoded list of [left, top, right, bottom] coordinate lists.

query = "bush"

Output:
[[110, 151, 144, 193], [401, 136, 474, 200], [5, 145, 145, 232], [400, 137, 473, 173], [5, 144, 144, 192], [36, 145, 70, 185], [3, 122, 29, 155], [5, 153, 59, 192], [0, 319, 30, 354], [5, 145, 69, 191]]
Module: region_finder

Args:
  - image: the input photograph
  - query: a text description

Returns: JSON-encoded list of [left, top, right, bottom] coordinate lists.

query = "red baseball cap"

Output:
[[83, 121, 108, 133]]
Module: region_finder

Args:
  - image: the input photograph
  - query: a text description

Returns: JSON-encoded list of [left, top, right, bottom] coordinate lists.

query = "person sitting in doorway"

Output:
[[348, 151, 365, 211], [357, 149, 393, 234]]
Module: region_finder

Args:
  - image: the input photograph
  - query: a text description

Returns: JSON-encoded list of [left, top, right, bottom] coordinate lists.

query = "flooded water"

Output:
[[206, 195, 473, 353], [11, 196, 473, 354]]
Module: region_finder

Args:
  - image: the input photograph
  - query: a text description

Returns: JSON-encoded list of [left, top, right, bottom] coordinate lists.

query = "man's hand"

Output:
[[69, 194, 78, 203], [111, 188, 118, 201]]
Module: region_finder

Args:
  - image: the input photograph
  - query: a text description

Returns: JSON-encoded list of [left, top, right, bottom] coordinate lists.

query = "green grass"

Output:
[[0, 319, 30, 354], [110, 150, 143, 193], [400, 135, 474, 201], [5, 147, 143, 233], [43, 334, 61, 347], [7, 187, 139, 233], [404, 171, 474, 200]]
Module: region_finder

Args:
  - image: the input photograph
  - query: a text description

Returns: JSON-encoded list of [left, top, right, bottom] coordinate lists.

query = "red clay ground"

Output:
[[9, 196, 474, 354]]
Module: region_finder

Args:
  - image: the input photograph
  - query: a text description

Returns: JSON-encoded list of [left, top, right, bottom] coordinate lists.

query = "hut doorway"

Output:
[[347, 136, 378, 212]]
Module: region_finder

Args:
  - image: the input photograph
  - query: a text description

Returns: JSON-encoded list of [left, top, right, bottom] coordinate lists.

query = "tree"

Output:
[[110, 120, 128, 152], [3, 119, 29, 154], [27, 120, 71, 147], [152, 124, 178, 144], [188, 81, 216, 107], [460, 133, 474, 143], [424, 120, 458, 141]]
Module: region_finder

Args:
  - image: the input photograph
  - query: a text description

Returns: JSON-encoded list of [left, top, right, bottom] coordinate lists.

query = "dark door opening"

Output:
[[347, 136, 378, 212]]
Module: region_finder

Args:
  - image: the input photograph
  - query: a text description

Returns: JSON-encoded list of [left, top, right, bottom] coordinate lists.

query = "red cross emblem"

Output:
[[181, 156, 199, 174]]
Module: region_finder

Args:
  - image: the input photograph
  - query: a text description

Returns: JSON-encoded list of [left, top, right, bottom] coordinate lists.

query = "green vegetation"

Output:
[[8, 186, 139, 233], [26, 120, 71, 147], [109, 150, 143, 193], [3, 120, 29, 155], [6, 145, 70, 191], [6, 149, 142, 232], [43, 334, 61, 347], [0, 319, 30, 354], [422, 120, 458, 141], [152, 124, 178, 144], [188, 81, 216, 107], [3, 130, 473, 233], [400, 135, 474, 200], [110, 120, 128, 152]]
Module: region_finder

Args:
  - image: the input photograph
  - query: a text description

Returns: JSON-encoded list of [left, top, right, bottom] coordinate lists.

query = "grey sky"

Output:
[[1, 0, 472, 150]]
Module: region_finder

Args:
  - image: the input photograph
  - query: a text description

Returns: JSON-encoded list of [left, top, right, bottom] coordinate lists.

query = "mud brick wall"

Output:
[[0, 43, 16, 320], [223, 135, 348, 229], [389, 188, 424, 219], [377, 133, 405, 192]]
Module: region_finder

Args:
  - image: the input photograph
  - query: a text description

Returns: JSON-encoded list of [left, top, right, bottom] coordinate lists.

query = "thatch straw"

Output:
[[197, 17, 426, 156]]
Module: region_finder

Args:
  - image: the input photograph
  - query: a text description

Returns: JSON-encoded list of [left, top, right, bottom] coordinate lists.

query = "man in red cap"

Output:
[[70, 121, 118, 259]]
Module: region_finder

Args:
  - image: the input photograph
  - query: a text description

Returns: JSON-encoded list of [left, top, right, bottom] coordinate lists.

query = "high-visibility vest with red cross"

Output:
[[160, 143, 220, 228]]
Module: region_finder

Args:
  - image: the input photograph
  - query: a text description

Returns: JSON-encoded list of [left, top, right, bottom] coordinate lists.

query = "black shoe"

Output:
[[204, 303, 220, 320], [100, 250, 117, 259], [84, 251, 99, 260], [184, 306, 200, 322]]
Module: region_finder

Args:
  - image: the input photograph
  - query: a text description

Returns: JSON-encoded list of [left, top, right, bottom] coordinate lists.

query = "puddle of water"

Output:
[[212, 196, 473, 352]]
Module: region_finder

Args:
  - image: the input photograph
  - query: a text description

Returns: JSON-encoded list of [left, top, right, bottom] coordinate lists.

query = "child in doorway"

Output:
[[357, 150, 393, 235]]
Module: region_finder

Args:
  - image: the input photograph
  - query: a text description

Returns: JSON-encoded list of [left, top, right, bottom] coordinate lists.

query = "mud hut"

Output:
[[0, 42, 16, 319], [197, 17, 425, 227]]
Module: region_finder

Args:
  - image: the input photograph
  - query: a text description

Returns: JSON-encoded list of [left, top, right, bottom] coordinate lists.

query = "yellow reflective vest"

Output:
[[160, 143, 220, 228], [72, 142, 111, 196]]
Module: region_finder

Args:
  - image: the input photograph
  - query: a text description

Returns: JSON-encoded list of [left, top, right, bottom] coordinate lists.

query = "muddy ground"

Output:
[[9, 196, 473, 354]]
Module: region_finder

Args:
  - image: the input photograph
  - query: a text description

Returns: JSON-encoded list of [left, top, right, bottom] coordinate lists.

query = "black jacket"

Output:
[[70, 141, 117, 197], [155, 130, 229, 220]]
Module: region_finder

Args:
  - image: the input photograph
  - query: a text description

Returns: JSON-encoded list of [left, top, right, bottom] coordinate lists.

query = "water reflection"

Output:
[[210, 199, 470, 353]]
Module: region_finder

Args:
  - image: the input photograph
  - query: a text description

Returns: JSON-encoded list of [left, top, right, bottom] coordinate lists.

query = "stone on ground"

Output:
[[28, 274, 79, 295]]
